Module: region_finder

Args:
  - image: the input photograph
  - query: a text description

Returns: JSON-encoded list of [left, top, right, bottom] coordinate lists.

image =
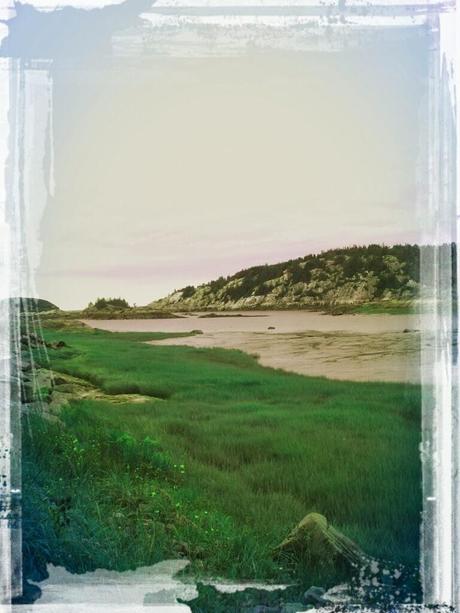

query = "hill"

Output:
[[151, 244, 421, 311], [6, 297, 60, 313]]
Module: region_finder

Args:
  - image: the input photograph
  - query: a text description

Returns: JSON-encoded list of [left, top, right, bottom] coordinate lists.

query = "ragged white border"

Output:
[[0, 1, 457, 610]]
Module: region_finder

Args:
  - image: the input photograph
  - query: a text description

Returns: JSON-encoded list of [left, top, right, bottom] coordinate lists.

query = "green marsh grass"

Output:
[[23, 326, 422, 587]]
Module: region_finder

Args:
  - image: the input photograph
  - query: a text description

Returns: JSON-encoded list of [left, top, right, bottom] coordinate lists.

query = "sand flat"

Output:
[[84, 311, 430, 383], [149, 329, 427, 383]]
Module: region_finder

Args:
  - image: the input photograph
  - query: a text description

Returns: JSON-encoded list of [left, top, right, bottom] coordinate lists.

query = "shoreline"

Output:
[[82, 311, 427, 383], [148, 329, 425, 384], [38, 299, 419, 321]]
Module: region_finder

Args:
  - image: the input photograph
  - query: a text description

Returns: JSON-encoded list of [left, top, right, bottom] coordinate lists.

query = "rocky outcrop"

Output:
[[21, 367, 155, 419], [150, 245, 421, 312]]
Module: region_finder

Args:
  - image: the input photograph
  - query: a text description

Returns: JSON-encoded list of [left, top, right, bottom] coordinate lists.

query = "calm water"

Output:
[[82, 310, 420, 335]]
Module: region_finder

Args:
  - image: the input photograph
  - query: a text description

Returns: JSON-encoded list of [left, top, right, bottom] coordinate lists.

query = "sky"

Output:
[[36, 35, 429, 309]]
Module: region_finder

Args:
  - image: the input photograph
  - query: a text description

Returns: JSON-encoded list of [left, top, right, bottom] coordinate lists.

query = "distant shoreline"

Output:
[[35, 300, 417, 322]]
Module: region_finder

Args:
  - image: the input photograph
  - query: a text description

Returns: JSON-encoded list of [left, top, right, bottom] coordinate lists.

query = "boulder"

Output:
[[273, 513, 367, 574]]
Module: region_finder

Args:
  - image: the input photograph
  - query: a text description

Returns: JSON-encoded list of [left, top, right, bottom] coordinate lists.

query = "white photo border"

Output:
[[0, 1, 456, 609]]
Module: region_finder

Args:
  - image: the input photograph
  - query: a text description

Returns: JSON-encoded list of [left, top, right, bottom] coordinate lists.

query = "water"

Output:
[[83, 311, 427, 383], [82, 310, 419, 335]]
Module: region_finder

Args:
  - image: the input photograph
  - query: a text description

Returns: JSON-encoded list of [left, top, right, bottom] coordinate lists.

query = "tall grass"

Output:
[[24, 326, 422, 588]]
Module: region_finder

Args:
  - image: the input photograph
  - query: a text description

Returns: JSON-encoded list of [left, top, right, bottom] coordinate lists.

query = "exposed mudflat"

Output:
[[85, 311, 430, 383], [150, 329, 427, 383]]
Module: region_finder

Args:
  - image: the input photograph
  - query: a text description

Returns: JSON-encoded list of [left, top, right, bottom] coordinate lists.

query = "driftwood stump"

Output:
[[274, 513, 420, 605], [273, 512, 368, 578]]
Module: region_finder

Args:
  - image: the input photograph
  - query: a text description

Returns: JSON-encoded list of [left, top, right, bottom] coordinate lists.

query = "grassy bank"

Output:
[[38, 307, 182, 322], [23, 325, 422, 590]]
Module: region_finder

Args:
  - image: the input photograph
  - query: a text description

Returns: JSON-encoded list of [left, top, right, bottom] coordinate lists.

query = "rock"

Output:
[[54, 383, 88, 394], [34, 369, 54, 390], [54, 375, 69, 385], [303, 586, 328, 606], [24, 367, 154, 415], [50, 340, 67, 348], [20, 381, 35, 403], [21, 333, 46, 349], [268, 326, 276, 330], [273, 513, 367, 574]]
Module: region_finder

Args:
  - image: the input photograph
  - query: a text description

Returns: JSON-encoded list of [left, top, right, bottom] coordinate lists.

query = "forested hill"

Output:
[[151, 244, 422, 311]]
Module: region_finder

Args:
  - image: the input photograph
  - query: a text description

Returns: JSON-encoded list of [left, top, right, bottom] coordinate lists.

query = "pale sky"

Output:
[[37, 37, 429, 309]]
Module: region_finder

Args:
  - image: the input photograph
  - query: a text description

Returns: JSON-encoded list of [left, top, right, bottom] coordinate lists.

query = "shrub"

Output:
[[91, 297, 130, 310]]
